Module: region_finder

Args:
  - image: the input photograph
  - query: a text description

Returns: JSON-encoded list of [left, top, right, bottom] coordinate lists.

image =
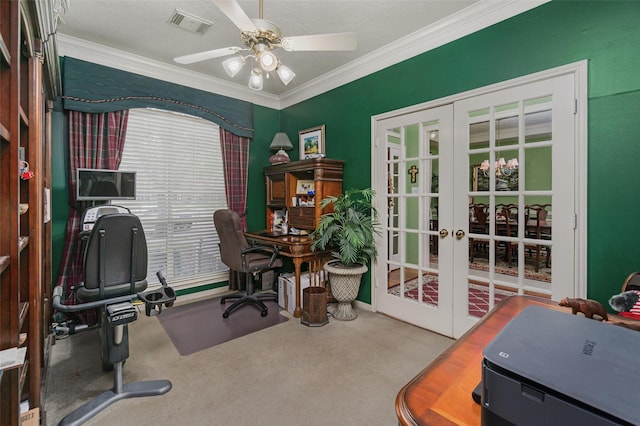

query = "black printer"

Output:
[[480, 305, 640, 425]]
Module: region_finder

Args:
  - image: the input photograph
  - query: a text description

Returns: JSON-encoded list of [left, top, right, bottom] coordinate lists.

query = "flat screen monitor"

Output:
[[76, 168, 136, 201]]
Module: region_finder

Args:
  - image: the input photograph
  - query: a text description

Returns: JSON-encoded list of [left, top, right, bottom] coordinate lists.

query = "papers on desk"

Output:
[[288, 227, 308, 236], [0, 347, 27, 370]]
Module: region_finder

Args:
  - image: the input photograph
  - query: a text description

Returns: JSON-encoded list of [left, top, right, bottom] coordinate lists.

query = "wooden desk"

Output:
[[396, 296, 569, 425], [245, 231, 330, 318]]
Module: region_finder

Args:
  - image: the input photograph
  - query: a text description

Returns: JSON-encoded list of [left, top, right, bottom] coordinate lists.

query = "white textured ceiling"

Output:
[[57, 0, 482, 95]]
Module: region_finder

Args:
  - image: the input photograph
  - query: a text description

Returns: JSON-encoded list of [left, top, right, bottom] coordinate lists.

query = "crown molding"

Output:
[[57, 0, 549, 111], [57, 34, 282, 109], [279, 0, 550, 108]]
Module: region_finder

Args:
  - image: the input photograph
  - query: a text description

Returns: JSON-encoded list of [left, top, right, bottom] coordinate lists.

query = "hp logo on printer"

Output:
[[582, 339, 596, 356]]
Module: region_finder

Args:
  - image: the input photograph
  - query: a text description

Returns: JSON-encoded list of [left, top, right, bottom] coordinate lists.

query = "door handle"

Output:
[[455, 230, 465, 239], [439, 229, 449, 238]]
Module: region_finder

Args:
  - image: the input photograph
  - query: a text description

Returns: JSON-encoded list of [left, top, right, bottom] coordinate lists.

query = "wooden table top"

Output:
[[245, 230, 314, 257], [395, 296, 569, 425]]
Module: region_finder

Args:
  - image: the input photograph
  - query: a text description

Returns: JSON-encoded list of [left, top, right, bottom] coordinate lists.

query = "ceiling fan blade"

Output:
[[212, 0, 258, 33], [174, 47, 239, 64], [281, 32, 357, 51]]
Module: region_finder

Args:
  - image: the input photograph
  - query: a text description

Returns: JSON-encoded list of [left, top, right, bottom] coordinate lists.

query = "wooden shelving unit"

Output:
[[264, 158, 344, 232], [0, 1, 56, 424]]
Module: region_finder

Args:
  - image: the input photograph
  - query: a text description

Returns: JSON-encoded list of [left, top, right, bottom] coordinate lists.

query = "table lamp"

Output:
[[269, 132, 294, 165]]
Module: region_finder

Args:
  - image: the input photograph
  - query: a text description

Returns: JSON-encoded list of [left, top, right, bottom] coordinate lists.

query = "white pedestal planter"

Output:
[[324, 261, 368, 320]]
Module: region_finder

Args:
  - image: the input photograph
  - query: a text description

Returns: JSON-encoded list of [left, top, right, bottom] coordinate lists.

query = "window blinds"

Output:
[[118, 108, 229, 290]]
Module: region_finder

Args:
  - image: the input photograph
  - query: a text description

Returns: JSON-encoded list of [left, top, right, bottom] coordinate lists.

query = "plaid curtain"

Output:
[[219, 128, 251, 290], [55, 110, 129, 320]]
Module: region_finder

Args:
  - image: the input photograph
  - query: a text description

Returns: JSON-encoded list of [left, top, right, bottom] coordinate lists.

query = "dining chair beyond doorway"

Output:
[[524, 204, 551, 272], [469, 203, 489, 262]]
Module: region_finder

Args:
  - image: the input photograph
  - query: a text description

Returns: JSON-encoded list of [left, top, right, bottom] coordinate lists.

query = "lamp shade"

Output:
[[258, 51, 278, 72], [269, 132, 293, 165], [276, 64, 295, 86], [269, 132, 293, 151], [248, 69, 263, 91], [222, 56, 245, 77]]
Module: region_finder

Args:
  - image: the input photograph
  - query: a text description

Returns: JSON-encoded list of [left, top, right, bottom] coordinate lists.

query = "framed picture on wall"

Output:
[[299, 125, 326, 160]]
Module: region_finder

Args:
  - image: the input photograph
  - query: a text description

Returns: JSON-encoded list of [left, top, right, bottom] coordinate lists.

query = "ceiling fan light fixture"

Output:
[[276, 64, 295, 86], [178, 0, 356, 90], [258, 50, 278, 72], [248, 68, 264, 91], [222, 56, 245, 77]]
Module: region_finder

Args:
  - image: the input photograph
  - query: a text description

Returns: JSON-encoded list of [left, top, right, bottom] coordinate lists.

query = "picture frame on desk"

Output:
[[296, 179, 314, 194], [299, 125, 325, 160]]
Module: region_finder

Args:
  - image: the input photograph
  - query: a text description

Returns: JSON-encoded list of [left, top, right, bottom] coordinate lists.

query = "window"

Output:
[[118, 108, 228, 290]]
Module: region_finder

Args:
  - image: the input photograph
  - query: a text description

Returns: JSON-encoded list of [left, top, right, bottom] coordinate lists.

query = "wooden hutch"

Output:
[[264, 158, 344, 232]]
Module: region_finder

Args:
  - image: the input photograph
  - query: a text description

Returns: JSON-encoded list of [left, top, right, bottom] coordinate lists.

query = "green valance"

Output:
[[61, 57, 253, 138]]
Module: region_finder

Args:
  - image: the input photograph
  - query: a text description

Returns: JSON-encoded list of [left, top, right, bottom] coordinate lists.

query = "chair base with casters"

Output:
[[221, 271, 277, 318]]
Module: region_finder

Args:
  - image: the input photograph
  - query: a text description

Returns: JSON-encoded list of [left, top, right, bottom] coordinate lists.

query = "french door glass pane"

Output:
[[467, 95, 554, 318], [386, 119, 442, 306]]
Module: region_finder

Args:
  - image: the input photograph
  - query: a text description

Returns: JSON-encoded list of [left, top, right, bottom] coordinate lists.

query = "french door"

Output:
[[374, 71, 579, 338], [451, 74, 575, 337], [374, 105, 455, 336]]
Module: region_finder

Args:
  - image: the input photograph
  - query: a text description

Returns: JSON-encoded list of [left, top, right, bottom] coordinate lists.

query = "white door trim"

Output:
[[371, 60, 588, 311]]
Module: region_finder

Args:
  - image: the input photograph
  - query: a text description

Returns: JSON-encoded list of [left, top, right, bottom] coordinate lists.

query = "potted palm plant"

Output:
[[310, 188, 379, 320]]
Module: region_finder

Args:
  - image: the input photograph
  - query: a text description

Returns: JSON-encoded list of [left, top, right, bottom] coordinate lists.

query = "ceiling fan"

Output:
[[173, 0, 357, 90]]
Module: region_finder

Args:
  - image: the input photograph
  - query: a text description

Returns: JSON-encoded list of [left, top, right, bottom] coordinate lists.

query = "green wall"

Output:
[[51, 101, 68, 285], [53, 1, 640, 310], [246, 105, 280, 231], [247, 1, 640, 307]]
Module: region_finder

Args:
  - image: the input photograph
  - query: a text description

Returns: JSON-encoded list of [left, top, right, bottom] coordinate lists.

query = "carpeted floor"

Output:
[[157, 295, 287, 355], [44, 294, 454, 426]]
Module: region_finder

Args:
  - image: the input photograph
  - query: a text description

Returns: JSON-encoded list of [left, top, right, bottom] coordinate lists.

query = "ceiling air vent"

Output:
[[168, 9, 213, 35]]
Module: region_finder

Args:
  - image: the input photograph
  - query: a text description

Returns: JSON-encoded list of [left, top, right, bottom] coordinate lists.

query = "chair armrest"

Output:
[[52, 285, 140, 313], [241, 245, 280, 269]]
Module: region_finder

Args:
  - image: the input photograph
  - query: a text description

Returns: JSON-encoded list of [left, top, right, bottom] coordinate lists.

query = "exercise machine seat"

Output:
[[52, 212, 176, 426]]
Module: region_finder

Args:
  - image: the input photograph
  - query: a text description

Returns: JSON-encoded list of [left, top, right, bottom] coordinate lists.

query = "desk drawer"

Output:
[[289, 216, 315, 229], [288, 207, 315, 229]]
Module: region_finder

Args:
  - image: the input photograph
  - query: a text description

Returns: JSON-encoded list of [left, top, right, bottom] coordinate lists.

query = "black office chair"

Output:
[[53, 213, 176, 426], [214, 209, 282, 318]]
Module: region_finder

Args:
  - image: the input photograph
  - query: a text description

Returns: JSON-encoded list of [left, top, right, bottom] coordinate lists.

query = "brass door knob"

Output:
[[455, 230, 465, 239], [439, 229, 449, 238]]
